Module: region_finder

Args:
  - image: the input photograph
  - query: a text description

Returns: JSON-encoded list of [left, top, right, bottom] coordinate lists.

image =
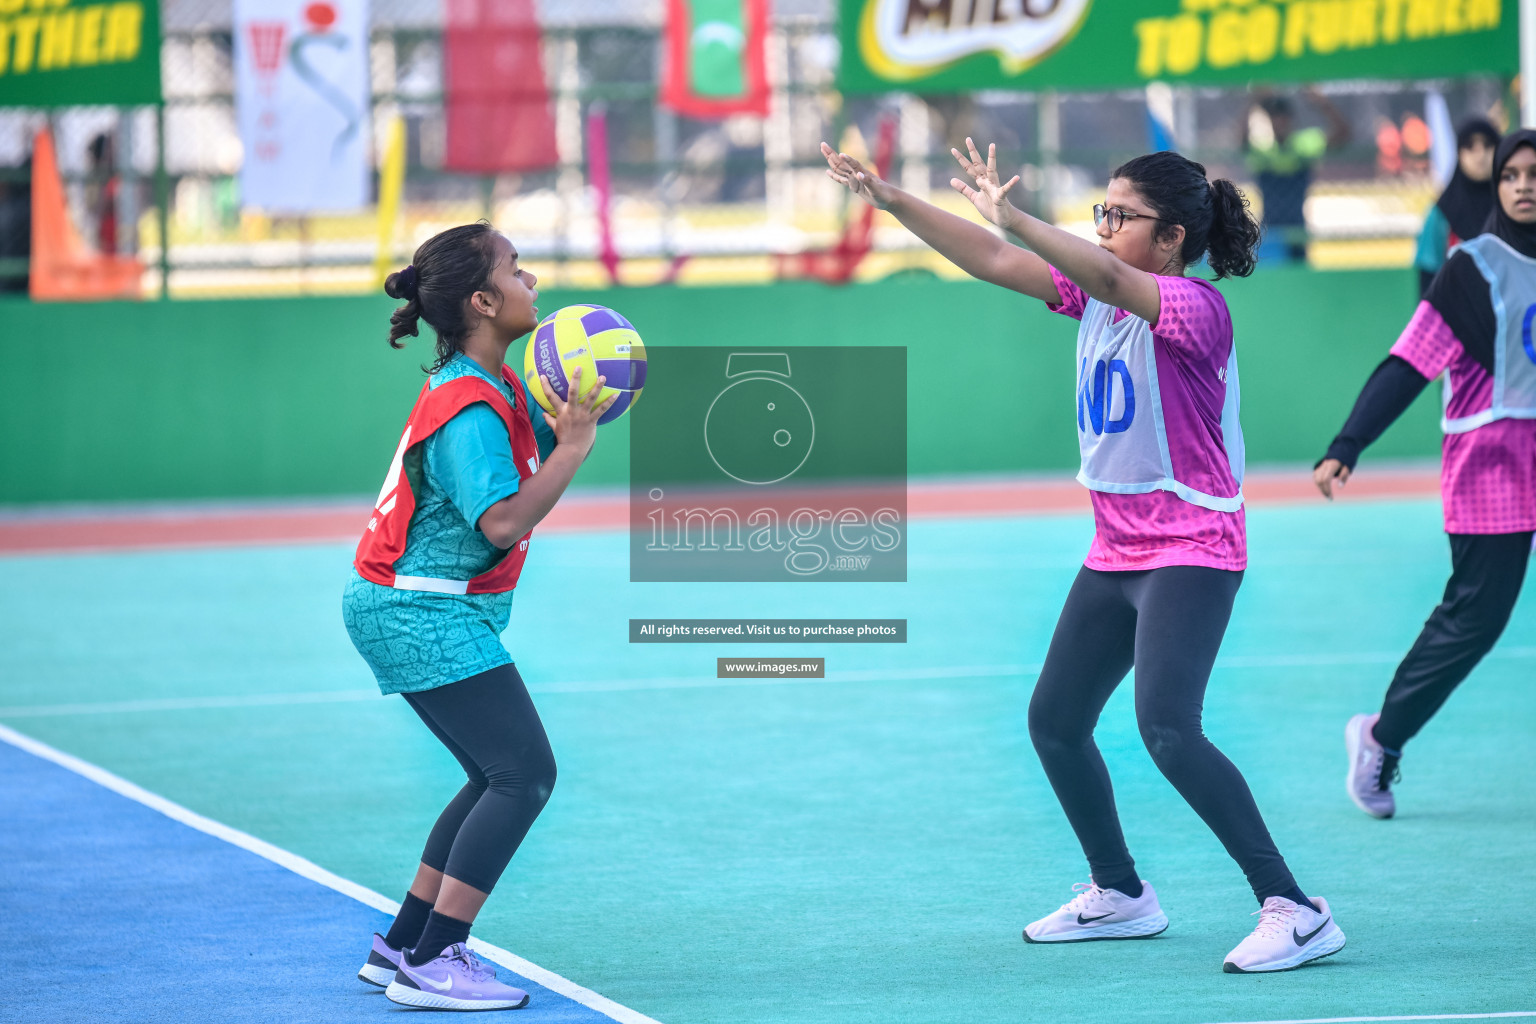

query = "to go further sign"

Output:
[[0, 0, 161, 107], [838, 0, 1518, 94]]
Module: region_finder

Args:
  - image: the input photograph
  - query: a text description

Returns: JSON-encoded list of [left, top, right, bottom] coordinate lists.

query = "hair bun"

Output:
[[385, 264, 420, 301]]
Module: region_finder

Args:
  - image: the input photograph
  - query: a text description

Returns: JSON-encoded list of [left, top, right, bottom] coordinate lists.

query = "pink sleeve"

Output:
[[1390, 301, 1464, 379], [1045, 265, 1088, 321], [1150, 276, 1230, 359]]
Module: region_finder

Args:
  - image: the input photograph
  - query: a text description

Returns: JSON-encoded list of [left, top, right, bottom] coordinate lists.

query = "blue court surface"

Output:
[[2, 496, 1535, 1024], [0, 731, 639, 1024]]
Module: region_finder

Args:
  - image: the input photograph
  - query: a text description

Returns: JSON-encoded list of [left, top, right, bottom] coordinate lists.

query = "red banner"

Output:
[[660, 0, 770, 120], [443, 0, 557, 172]]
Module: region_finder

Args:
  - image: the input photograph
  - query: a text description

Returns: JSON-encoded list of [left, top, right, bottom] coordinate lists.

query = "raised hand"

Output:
[[821, 141, 896, 210], [950, 137, 1020, 229]]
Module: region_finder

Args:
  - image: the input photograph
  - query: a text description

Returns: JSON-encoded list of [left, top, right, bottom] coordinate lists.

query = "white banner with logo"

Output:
[[234, 0, 371, 212]]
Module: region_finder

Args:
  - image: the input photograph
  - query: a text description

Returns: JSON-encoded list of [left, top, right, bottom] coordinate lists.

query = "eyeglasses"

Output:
[[1093, 204, 1165, 233]]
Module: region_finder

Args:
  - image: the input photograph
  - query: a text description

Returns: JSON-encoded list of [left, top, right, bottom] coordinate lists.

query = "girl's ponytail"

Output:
[[1111, 152, 1263, 279], [384, 265, 422, 348], [1205, 178, 1261, 279]]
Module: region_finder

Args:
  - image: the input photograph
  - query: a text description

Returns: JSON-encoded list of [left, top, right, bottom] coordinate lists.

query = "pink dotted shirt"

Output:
[[1049, 267, 1247, 572], [1389, 300, 1536, 534]]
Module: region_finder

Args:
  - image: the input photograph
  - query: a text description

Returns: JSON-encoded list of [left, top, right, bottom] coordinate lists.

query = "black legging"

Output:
[[403, 664, 557, 895], [1029, 565, 1299, 903], [1373, 531, 1532, 751]]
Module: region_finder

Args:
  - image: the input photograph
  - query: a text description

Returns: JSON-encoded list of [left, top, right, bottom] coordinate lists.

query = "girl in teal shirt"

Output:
[[343, 223, 614, 1011]]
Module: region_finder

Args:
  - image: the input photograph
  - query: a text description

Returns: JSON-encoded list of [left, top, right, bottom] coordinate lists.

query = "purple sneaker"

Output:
[[386, 943, 530, 1011], [358, 933, 403, 987]]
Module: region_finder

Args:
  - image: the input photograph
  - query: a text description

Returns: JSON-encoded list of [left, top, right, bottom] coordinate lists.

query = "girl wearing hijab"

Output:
[[1414, 118, 1500, 295], [1316, 130, 1536, 819]]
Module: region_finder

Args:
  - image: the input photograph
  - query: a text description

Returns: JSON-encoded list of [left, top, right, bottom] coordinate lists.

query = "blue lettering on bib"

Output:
[[1522, 303, 1536, 365], [1078, 357, 1135, 436]]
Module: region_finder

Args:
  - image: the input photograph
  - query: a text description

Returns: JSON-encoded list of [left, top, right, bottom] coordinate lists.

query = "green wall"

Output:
[[0, 268, 1438, 505]]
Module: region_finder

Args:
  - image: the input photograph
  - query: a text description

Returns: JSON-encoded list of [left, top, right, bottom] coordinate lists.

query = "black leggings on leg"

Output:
[[1373, 532, 1532, 752], [403, 664, 557, 895], [1028, 565, 1300, 903]]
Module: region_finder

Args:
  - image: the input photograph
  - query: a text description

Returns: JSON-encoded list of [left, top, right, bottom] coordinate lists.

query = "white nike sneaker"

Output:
[[1023, 880, 1169, 943], [1223, 896, 1345, 973], [1345, 712, 1396, 819]]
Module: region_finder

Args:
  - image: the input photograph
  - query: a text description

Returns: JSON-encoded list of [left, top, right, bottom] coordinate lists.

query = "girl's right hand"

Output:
[[821, 142, 895, 210], [1313, 458, 1351, 500], [539, 366, 616, 456]]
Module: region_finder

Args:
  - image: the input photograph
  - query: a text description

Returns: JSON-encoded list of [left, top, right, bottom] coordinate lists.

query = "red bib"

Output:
[[355, 366, 542, 594]]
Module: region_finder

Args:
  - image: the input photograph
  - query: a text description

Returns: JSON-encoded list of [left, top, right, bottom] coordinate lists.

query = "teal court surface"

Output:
[[1, 493, 1534, 1024]]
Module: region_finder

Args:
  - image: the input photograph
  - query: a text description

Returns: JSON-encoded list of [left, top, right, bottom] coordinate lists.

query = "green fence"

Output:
[[0, 267, 1437, 505]]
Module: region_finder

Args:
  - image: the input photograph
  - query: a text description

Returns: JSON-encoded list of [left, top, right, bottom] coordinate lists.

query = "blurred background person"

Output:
[[0, 156, 30, 294], [86, 133, 120, 257], [1414, 117, 1500, 294], [1243, 88, 1352, 264]]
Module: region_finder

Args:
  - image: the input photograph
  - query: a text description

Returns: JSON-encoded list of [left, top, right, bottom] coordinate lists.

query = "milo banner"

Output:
[[839, 0, 1518, 94], [0, 1, 161, 107]]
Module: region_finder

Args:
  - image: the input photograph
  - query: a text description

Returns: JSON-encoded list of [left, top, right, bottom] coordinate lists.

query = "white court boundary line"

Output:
[[0, 722, 663, 1024], [0, 664, 1036, 718], [6, 646, 1536, 720], [1203, 1014, 1536, 1023], [4, 732, 1533, 1024]]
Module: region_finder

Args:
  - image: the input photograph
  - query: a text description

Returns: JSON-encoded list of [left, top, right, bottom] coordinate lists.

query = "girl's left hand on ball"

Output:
[[540, 366, 616, 455]]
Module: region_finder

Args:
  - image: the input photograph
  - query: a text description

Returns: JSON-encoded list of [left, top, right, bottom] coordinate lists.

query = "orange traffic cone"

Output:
[[29, 129, 143, 301]]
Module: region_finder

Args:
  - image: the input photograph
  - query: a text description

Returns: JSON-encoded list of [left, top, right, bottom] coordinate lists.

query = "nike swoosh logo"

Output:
[[416, 972, 454, 992], [1293, 917, 1330, 946], [1076, 913, 1114, 924]]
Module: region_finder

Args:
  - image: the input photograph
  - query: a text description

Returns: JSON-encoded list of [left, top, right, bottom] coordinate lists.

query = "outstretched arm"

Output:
[[948, 139, 1163, 323], [821, 142, 1060, 303], [1312, 356, 1431, 499]]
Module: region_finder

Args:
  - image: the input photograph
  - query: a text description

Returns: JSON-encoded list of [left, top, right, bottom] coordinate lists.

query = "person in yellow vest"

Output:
[[1243, 89, 1351, 264]]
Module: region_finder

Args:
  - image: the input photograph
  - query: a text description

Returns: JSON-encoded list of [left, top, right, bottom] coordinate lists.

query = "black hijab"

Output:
[[1435, 118, 1499, 242], [1423, 129, 1536, 372], [1482, 129, 1536, 258]]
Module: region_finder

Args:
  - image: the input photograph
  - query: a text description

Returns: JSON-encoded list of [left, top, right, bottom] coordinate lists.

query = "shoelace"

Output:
[[1249, 898, 1300, 940], [1360, 743, 1402, 794], [447, 945, 495, 982], [1379, 754, 1402, 791], [1061, 881, 1107, 914]]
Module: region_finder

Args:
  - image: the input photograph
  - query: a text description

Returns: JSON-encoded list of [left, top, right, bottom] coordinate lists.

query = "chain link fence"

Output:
[[0, 0, 1512, 296]]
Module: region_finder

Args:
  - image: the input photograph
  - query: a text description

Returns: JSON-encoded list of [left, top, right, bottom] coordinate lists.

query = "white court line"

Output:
[[0, 665, 1038, 718], [1204, 1014, 1536, 1023], [5, 645, 1536, 719], [5, 724, 1533, 1024], [0, 689, 382, 718], [0, 722, 663, 1024]]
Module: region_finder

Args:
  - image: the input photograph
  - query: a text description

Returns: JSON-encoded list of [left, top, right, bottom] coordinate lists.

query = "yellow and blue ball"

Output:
[[523, 305, 645, 425]]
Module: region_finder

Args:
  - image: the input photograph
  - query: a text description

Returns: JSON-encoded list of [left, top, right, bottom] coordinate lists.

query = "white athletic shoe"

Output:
[[1345, 712, 1396, 819], [1223, 896, 1346, 973], [1023, 880, 1169, 943]]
